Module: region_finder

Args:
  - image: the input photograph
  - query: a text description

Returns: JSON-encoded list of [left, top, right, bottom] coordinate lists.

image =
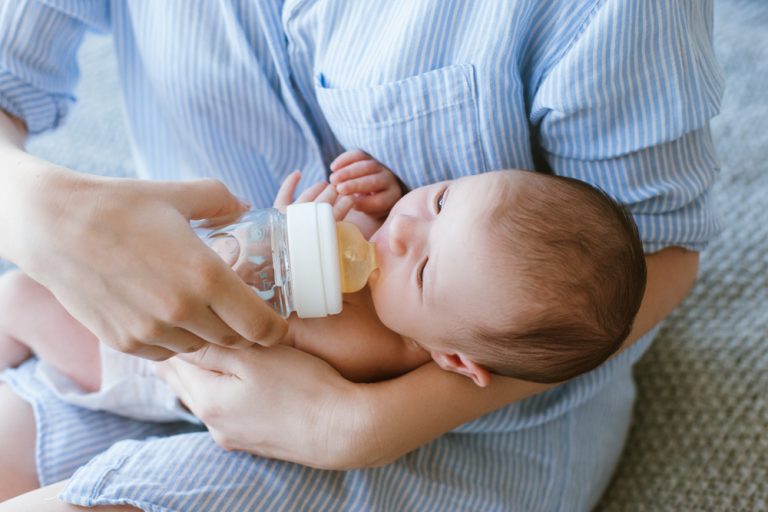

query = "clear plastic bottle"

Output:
[[201, 203, 377, 318]]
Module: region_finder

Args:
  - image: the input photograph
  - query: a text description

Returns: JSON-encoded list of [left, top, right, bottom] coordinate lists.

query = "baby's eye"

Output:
[[417, 257, 428, 288], [435, 187, 447, 214]]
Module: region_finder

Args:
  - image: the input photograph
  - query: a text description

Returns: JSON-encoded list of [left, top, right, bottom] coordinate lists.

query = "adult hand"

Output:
[[0, 117, 287, 359], [157, 344, 361, 468]]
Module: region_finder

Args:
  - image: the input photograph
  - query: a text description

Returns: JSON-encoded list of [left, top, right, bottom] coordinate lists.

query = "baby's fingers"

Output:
[[335, 169, 395, 196], [333, 195, 354, 221], [314, 183, 339, 205], [330, 149, 372, 172], [273, 171, 302, 209], [295, 181, 329, 203], [329, 159, 383, 187], [352, 187, 402, 215]]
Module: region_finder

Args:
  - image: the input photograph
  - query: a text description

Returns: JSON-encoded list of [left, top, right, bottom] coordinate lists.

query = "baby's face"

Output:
[[368, 171, 527, 354]]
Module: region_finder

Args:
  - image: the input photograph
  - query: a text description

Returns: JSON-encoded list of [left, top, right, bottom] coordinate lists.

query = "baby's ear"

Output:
[[430, 351, 491, 388]]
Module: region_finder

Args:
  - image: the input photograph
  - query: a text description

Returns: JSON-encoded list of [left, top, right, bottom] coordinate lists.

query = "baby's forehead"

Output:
[[458, 170, 531, 202]]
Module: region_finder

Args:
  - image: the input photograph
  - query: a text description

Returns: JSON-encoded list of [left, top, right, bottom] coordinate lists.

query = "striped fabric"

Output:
[[0, 1, 723, 510]]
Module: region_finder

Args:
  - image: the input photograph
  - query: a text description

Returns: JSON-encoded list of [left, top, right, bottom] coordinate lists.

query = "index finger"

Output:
[[209, 270, 288, 346]]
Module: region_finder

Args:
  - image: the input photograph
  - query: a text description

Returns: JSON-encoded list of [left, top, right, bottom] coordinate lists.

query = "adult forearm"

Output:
[[337, 246, 700, 468], [0, 110, 43, 263], [0, 110, 26, 148], [620, 246, 699, 350], [0, 110, 286, 358]]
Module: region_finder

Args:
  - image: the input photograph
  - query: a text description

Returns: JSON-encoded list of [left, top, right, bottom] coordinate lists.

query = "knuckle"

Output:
[[144, 349, 173, 362], [217, 334, 245, 347], [195, 260, 223, 292], [162, 297, 193, 323], [113, 336, 143, 355], [114, 337, 170, 361], [243, 322, 272, 343], [181, 341, 206, 353], [137, 321, 166, 343]]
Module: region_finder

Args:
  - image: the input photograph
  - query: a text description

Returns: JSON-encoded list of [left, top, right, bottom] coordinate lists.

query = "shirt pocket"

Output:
[[315, 64, 486, 189]]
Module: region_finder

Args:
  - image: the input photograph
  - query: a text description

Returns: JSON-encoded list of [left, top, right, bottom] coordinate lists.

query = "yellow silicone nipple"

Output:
[[336, 221, 378, 293]]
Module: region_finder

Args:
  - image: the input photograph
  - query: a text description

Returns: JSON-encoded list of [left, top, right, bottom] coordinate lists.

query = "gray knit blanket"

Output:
[[597, 0, 768, 509]]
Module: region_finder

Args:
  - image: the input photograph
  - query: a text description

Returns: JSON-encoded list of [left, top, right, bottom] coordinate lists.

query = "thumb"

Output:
[[175, 343, 245, 374], [165, 178, 250, 221]]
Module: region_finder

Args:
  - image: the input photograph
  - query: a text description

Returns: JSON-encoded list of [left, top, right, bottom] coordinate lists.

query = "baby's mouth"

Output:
[[367, 266, 382, 285]]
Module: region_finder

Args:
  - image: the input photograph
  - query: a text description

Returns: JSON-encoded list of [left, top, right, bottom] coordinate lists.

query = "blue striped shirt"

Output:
[[0, 0, 723, 253], [0, 1, 724, 510]]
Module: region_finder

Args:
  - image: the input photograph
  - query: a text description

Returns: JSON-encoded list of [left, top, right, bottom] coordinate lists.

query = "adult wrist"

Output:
[[311, 382, 384, 470], [0, 150, 91, 266]]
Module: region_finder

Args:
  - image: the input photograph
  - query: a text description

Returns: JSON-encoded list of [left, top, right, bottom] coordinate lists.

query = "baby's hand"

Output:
[[273, 171, 354, 221], [329, 150, 403, 219]]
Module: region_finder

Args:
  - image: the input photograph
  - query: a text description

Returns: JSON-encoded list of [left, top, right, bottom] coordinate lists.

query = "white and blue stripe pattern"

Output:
[[0, 1, 722, 510]]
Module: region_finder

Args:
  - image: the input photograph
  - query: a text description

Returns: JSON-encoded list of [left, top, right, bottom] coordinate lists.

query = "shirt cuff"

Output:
[[632, 190, 719, 254], [0, 70, 73, 134]]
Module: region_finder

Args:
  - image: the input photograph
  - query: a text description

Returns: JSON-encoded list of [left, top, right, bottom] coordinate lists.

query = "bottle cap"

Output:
[[286, 202, 342, 318]]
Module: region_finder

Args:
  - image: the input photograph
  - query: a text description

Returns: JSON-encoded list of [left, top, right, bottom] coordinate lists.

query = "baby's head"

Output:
[[368, 170, 646, 386]]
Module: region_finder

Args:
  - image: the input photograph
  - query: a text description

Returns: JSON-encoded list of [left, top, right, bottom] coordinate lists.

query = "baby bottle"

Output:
[[201, 203, 377, 318]]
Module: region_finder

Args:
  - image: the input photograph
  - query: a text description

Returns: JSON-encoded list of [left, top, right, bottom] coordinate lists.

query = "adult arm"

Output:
[[0, 110, 287, 358], [161, 244, 697, 468], [0, 2, 287, 356]]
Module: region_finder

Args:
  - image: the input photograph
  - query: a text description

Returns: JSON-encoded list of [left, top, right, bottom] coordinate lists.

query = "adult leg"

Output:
[[0, 359, 201, 505], [0, 481, 137, 511], [0, 270, 100, 391], [0, 383, 38, 501]]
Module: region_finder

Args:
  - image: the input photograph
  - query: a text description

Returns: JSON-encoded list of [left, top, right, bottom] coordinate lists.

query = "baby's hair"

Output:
[[453, 171, 647, 383]]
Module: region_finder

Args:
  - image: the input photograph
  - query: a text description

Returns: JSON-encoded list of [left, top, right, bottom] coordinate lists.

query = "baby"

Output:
[[0, 150, 646, 422]]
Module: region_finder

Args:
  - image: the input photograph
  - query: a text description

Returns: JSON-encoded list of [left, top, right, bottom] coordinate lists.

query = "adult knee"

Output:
[[0, 384, 39, 501]]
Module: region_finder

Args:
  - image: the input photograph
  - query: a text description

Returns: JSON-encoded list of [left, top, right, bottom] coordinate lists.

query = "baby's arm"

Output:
[[0, 270, 101, 391], [285, 289, 431, 383]]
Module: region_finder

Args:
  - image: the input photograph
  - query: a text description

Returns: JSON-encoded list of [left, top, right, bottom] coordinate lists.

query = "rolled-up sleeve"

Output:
[[530, 0, 725, 253], [0, 0, 109, 134]]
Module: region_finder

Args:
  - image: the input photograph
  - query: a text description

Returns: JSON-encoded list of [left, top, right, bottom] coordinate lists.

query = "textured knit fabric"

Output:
[[596, 0, 768, 509], [0, 1, 725, 510]]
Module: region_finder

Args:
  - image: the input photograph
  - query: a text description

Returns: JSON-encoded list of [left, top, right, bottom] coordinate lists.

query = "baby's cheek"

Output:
[[370, 285, 400, 329]]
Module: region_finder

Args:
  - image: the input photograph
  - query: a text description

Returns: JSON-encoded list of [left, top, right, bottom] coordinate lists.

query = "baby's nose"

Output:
[[388, 214, 420, 256]]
